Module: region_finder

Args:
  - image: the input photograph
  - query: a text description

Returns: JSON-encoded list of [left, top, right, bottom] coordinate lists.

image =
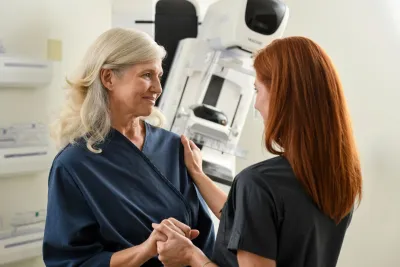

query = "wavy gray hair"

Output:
[[51, 28, 166, 153]]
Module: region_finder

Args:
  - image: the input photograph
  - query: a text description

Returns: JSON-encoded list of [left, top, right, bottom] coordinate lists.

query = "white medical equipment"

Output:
[[157, 0, 289, 185], [0, 122, 50, 177], [0, 55, 53, 88], [0, 211, 46, 265]]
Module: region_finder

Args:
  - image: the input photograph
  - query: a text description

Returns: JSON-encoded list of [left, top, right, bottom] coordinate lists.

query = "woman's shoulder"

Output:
[[228, 157, 288, 219], [237, 156, 293, 182], [52, 139, 89, 170], [145, 121, 181, 142], [232, 156, 296, 200]]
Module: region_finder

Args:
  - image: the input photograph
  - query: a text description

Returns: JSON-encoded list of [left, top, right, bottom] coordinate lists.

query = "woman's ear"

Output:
[[100, 69, 114, 91]]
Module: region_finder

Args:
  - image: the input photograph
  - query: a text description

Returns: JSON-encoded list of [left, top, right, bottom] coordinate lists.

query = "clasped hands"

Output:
[[152, 218, 200, 267]]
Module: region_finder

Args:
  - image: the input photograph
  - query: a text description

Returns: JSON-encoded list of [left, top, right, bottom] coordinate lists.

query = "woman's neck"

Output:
[[111, 113, 146, 147], [109, 102, 147, 149]]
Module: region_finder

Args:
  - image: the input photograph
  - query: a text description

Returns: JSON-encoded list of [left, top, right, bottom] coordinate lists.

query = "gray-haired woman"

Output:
[[42, 28, 215, 267]]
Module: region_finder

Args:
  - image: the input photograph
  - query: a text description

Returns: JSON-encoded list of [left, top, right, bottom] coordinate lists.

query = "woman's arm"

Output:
[[110, 230, 165, 267], [188, 248, 218, 267], [152, 222, 217, 267], [181, 135, 227, 219], [188, 249, 275, 267], [112, 218, 198, 266], [110, 247, 149, 266], [237, 250, 276, 267], [153, 221, 276, 267], [191, 172, 227, 219]]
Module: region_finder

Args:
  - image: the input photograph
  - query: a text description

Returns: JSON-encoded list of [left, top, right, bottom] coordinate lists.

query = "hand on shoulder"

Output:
[[181, 135, 204, 179]]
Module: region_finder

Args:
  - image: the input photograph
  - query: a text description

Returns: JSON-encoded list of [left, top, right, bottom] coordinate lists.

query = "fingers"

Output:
[[189, 140, 199, 150], [158, 218, 188, 237], [153, 229, 168, 242], [156, 241, 165, 254], [189, 229, 200, 240], [181, 135, 200, 152], [153, 218, 197, 240], [167, 218, 191, 238], [165, 219, 186, 237], [181, 135, 192, 152], [156, 241, 170, 265], [152, 222, 176, 239]]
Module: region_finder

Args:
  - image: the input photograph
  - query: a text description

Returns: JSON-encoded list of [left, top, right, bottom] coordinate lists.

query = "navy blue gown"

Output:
[[42, 121, 215, 266]]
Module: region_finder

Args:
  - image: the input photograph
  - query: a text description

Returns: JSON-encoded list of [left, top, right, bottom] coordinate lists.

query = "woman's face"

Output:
[[104, 59, 163, 117], [254, 76, 270, 120]]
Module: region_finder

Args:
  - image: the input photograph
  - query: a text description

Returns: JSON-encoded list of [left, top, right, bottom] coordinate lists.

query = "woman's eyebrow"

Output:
[[142, 68, 163, 76]]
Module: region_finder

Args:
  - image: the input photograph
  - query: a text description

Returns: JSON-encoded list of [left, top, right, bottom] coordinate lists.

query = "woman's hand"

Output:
[[181, 135, 203, 178], [141, 229, 168, 258], [152, 218, 201, 267], [143, 218, 198, 258], [181, 135, 228, 220]]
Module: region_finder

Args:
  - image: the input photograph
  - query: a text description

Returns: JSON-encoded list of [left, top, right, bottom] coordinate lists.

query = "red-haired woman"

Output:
[[152, 36, 363, 267]]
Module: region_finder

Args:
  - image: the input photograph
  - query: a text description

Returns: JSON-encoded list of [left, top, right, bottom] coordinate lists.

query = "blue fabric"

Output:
[[43, 122, 215, 267]]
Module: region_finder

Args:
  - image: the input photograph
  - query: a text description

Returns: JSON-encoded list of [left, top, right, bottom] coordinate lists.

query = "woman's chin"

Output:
[[133, 105, 152, 117]]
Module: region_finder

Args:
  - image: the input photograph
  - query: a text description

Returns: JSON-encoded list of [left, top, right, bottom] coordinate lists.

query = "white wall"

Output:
[[236, 0, 400, 266], [0, 0, 111, 266]]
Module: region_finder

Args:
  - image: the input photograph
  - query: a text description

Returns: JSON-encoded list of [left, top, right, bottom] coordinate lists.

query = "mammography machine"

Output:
[[156, 0, 289, 186], [113, 0, 289, 185]]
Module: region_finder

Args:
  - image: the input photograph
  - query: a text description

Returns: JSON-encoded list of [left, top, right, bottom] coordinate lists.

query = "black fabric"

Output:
[[212, 156, 352, 267]]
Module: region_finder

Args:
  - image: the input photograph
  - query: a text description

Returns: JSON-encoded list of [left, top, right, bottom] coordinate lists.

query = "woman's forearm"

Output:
[[189, 246, 219, 267], [192, 172, 227, 219], [110, 243, 152, 267]]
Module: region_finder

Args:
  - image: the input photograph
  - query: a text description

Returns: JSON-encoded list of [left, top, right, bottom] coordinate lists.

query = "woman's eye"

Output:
[[143, 73, 151, 78]]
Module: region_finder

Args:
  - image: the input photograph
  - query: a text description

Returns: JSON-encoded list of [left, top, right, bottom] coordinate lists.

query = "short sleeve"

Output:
[[43, 161, 113, 267], [227, 171, 280, 260]]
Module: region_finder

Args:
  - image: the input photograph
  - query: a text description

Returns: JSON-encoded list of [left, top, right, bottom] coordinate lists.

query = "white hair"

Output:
[[51, 28, 167, 153]]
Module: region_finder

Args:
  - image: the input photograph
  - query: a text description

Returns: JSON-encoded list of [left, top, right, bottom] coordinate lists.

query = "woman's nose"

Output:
[[153, 80, 162, 93]]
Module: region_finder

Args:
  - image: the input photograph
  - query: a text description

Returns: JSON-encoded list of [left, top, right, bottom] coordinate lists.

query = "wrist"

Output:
[[186, 245, 207, 267], [190, 170, 206, 180], [138, 240, 154, 261]]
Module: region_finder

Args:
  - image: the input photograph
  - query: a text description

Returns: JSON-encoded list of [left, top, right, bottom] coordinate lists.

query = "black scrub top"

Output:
[[212, 156, 352, 267]]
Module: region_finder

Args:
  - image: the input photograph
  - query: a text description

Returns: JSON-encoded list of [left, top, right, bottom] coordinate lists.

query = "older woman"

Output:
[[42, 28, 215, 267], [152, 36, 363, 267]]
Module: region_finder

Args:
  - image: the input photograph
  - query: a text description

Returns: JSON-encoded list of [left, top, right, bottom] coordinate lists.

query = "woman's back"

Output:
[[270, 157, 352, 266], [213, 156, 352, 267]]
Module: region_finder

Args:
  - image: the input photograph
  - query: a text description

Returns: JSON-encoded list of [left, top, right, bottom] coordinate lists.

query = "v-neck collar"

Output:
[[110, 120, 150, 154]]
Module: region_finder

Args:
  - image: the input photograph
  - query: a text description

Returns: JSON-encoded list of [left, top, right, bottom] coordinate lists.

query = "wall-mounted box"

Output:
[[0, 55, 53, 88], [0, 226, 44, 265], [0, 146, 51, 178], [0, 123, 51, 177]]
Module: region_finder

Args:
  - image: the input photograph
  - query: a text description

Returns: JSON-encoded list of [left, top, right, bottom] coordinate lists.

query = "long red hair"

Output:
[[253, 36, 362, 223]]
